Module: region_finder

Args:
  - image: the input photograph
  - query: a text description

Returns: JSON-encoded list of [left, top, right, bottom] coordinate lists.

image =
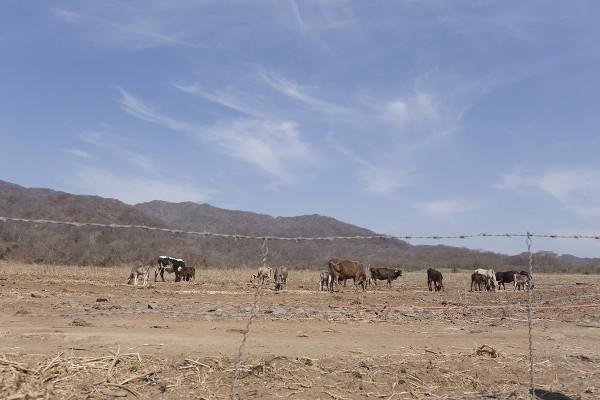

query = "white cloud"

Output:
[[258, 70, 348, 116], [210, 119, 313, 184], [52, 7, 201, 49], [415, 199, 479, 216], [174, 83, 267, 118], [63, 148, 91, 159], [117, 88, 314, 183], [382, 90, 449, 133], [498, 168, 600, 216], [68, 167, 212, 205]]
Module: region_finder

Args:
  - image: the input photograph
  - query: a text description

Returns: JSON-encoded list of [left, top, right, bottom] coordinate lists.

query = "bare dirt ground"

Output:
[[0, 263, 599, 399]]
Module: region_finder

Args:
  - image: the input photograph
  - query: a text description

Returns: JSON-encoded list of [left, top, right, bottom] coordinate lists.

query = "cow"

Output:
[[519, 270, 534, 289], [252, 266, 273, 285], [155, 256, 186, 282], [180, 265, 196, 281], [427, 268, 444, 291], [328, 259, 367, 291], [474, 268, 498, 291], [274, 266, 288, 291], [127, 265, 150, 286], [514, 273, 530, 291], [319, 271, 331, 291], [370, 267, 402, 287], [471, 272, 490, 292], [495, 270, 520, 290]]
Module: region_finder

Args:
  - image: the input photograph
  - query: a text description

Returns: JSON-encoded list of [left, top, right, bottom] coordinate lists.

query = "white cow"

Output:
[[127, 265, 150, 286], [474, 268, 498, 291]]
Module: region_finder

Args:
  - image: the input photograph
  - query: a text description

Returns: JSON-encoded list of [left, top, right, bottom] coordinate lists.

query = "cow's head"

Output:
[[394, 269, 403, 277]]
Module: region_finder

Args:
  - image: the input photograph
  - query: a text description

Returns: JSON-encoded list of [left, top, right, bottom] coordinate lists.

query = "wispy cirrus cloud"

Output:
[[63, 148, 92, 159], [117, 88, 314, 183], [498, 167, 600, 217], [173, 83, 267, 118], [52, 7, 202, 49], [258, 70, 349, 116]]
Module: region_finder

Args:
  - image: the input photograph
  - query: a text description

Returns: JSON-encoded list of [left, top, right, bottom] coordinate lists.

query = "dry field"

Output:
[[0, 263, 599, 400]]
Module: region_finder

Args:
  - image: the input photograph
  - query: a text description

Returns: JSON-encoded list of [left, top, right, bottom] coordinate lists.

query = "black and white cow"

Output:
[[155, 256, 186, 282]]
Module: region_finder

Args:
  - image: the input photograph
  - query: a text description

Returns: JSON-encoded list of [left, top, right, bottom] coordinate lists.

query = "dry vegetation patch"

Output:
[[0, 263, 599, 399]]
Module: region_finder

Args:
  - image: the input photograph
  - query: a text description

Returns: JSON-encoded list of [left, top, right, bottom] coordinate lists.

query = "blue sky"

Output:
[[2, 1, 600, 256]]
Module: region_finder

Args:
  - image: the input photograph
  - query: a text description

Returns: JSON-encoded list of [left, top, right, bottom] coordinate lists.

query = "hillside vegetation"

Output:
[[1, 180, 599, 273]]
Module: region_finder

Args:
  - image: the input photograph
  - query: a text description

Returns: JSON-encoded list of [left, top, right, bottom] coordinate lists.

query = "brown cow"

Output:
[[274, 266, 288, 291], [328, 259, 367, 291], [370, 267, 402, 287], [180, 265, 195, 281], [470, 272, 490, 292], [427, 268, 444, 291]]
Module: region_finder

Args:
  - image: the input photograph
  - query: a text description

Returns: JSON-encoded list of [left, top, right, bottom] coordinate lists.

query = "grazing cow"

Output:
[[427, 268, 444, 291], [127, 265, 150, 286], [274, 266, 288, 291], [495, 270, 520, 290], [513, 273, 530, 291], [328, 259, 367, 291], [180, 265, 196, 281], [156, 256, 186, 282], [370, 267, 403, 287], [319, 271, 331, 291], [252, 266, 273, 285], [474, 268, 498, 291], [519, 270, 534, 289], [471, 272, 492, 292]]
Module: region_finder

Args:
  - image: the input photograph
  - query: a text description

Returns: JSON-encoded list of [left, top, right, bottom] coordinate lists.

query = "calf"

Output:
[[180, 265, 196, 281], [519, 270, 534, 289], [495, 270, 519, 290], [370, 267, 402, 287], [274, 266, 288, 291], [471, 272, 491, 292], [156, 256, 186, 282], [252, 266, 273, 285], [513, 273, 529, 291], [127, 265, 150, 286], [328, 259, 367, 291], [427, 268, 444, 291]]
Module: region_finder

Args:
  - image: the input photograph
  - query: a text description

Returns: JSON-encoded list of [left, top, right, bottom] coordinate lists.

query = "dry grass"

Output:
[[1, 262, 599, 399]]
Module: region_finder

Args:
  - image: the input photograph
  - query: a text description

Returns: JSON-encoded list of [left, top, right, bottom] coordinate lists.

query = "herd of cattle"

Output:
[[126, 256, 533, 292]]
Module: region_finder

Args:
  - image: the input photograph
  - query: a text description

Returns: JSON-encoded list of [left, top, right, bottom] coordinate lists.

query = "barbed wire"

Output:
[[2, 215, 600, 241]]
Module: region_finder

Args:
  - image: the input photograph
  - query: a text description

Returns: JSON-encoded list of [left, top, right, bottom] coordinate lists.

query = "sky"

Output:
[[2, 1, 600, 256]]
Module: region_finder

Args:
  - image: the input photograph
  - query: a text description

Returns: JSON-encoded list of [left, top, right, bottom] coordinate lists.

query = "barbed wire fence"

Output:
[[1, 216, 599, 399]]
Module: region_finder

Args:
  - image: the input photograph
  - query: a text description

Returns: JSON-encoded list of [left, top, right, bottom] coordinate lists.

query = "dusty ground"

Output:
[[0, 263, 599, 399]]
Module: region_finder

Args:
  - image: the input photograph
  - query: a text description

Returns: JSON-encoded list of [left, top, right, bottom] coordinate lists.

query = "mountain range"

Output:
[[0, 180, 598, 273]]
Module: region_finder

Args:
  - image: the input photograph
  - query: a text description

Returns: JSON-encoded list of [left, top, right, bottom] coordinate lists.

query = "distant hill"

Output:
[[135, 200, 381, 237], [0, 180, 599, 273]]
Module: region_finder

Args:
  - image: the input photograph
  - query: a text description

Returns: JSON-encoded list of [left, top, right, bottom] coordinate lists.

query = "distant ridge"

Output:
[[0, 180, 598, 273]]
